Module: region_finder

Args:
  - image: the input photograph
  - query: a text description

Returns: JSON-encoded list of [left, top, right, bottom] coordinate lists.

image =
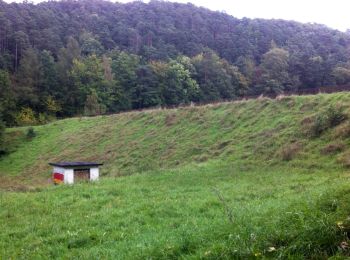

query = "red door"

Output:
[[53, 173, 64, 184]]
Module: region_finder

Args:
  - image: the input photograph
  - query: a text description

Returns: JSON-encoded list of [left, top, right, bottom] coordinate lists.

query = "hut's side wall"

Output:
[[90, 167, 99, 181], [64, 169, 74, 184]]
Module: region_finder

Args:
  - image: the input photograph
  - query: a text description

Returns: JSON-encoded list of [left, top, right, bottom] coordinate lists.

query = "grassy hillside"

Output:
[[1, 93, 350, 188], [1, 93, 350, 258]]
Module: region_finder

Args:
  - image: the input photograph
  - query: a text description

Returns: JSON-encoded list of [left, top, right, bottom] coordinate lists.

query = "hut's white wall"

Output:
[[64, 169, 74, 184], [90, 167, 99, 181]]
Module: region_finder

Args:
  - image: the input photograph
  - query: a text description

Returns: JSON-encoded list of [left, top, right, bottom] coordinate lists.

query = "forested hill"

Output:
[[1, 0, 350, 128], [1, 0, 349, 64]]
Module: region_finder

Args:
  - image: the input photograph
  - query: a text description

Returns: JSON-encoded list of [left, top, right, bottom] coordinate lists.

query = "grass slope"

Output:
[[1, 93, 350, 258]]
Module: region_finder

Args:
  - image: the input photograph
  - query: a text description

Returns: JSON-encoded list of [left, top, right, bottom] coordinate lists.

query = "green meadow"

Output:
[[1, 93, 350, 258]]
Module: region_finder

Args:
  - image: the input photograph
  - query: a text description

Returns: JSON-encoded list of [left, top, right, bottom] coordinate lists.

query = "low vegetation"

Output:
[[303, 105, 348, 138], [1, 92, 350, 258]]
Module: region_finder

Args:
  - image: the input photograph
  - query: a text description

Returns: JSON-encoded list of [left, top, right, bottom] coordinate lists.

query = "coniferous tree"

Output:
[[133, 65, 161, 108], [0, 70, 16, 125], [16, 48, 41, 108], [57, 37, 81, 116], [110, 50, 140, 110], [39, 51, 58, 96]]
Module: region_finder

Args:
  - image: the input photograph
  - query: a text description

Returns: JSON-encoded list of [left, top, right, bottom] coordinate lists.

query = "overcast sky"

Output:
[[3, 0, 350, 32]]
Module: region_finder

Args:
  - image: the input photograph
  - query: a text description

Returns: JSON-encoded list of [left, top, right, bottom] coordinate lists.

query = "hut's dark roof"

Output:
[[49, 162, 103, 168]]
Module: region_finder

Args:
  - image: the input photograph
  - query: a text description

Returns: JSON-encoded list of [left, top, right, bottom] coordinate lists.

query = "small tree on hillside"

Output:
[[46, 96, 62, 116], [16, 107, 37, 126], [84, 90, 102, 116]]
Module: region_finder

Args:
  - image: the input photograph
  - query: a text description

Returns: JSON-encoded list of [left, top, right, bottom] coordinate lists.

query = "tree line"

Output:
[[0, 37, 250, 125]]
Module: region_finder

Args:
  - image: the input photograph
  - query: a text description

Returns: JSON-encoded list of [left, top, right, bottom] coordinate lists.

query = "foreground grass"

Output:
[[1, 161, 350, 258]]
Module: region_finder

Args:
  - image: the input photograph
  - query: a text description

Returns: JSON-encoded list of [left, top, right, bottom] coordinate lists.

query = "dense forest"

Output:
[[1, 0, 350, 128]]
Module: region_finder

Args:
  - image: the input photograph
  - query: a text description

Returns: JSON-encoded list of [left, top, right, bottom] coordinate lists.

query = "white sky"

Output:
[[3, 0, 350, 32]]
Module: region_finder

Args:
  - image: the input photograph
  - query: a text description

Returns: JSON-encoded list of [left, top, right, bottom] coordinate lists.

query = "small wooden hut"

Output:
[[49, 162, 103, 184]]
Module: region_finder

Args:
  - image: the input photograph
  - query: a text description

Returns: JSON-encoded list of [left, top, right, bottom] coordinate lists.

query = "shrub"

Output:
[[38, 113, 56, 124], [280, 142, 302, 161], [326, 105, 347, 127], [16, 107, 37, 126], [321, 143, 345, 155], [338, 151, 350, 168], [309, 114, 328, 138], [333, 122, 350, 139], [304, 105, 347, 138], [26, 127, 36, 139], [84, 90, 103, 116]]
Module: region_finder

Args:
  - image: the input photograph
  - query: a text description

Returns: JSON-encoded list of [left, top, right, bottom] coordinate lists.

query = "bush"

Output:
[[280, 142, 302, 161], [38, 113, 56, 124], [309, 114, 328, 138], [305, 105, 347, 138], [16, 107, 37, 126], [321, 143, 345, 155], [326, 105, 347, 127], [26, 127, 36, 139], [333, 122, 350, 139], [338, 151, 350, 168]]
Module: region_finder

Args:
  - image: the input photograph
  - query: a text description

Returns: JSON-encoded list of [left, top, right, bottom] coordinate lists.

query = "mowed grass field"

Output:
[[1, 93, 350, 258]]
